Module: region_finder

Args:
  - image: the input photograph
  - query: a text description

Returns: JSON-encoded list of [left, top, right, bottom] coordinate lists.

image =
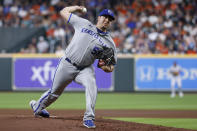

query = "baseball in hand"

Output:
[[82, 7, 87, 13]]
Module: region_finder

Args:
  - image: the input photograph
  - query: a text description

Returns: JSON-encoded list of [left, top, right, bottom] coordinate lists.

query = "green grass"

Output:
[[0, 92, 197, 110], [0, 92, 197, 130], [110, 118, 197, 130]]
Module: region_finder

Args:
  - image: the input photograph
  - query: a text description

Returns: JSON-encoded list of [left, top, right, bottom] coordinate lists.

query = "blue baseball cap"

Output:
[[99, 9, 115, 20]]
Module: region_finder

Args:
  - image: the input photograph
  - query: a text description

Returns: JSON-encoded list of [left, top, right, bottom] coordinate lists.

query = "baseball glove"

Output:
[[172, 72, 179, 76], [97, 59, 114, 72], [97, 47, 116, 67]]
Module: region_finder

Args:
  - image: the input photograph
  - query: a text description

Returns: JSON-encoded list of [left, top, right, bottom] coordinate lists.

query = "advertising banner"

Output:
[[135, 57, 197, 91], [13, 58, 113, 91]]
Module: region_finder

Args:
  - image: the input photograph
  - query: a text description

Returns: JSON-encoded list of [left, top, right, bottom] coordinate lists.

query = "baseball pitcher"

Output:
[[29, 6, 117, 128], [169, 62, 184, 98]]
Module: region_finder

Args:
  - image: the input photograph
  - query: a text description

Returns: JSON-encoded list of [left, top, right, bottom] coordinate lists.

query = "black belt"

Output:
[[65, 58, 85, 70]]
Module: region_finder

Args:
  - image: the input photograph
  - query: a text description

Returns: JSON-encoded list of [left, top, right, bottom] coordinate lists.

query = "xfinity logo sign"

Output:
[[14, 58, 112, 90], [31, 61, 56, 86], [137, 66, 197, 82]]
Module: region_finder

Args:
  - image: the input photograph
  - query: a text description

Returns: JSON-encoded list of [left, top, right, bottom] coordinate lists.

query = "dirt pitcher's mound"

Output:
[[0, 109, 196, 131]]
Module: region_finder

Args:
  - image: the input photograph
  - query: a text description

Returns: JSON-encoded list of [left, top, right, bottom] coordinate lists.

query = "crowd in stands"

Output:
[[1, 0, 197, 54]]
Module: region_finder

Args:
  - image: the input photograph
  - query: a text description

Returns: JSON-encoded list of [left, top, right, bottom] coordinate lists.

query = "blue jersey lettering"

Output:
[[81, 28, 108, 47]]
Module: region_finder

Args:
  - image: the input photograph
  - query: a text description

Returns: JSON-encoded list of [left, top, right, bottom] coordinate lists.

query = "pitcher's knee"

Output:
[[83, 79, 96, 87]]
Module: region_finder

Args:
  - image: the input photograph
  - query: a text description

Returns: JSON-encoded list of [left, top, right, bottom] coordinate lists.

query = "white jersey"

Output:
[[169, 65, 182, 77], [169, 65, 183, 94], [65, 14, 117, 67]]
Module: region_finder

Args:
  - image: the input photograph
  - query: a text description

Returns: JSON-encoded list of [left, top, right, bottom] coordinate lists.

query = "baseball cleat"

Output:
[[29, 100, 50, 118], [170, 93, 175, 98], [179, 92, 184, 98], [83, 120, 96, 128]]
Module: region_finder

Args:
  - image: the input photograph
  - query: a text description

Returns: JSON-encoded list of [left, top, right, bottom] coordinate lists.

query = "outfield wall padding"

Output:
[[1, 54, 197, 92], [114, 58, 134, 92], [0, 57, 12, 91]]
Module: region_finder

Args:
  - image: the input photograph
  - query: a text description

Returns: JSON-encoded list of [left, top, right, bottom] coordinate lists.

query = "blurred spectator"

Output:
[[55, 44, 64, 57], [0, 0, 197, 54], [26, 37, 37, 53], [19, 48, 26, 54], [26, 43, 37, 53], [54, 24, 66, 46], [50, 0, 60, 6], [37, 36, 49, 53]]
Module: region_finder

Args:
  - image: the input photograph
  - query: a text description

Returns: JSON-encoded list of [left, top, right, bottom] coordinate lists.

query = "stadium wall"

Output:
[[0, 54, 197, 92], [134, 54, 197, 91], [114, 55, 135, 92], [0, 55, 12, 91]]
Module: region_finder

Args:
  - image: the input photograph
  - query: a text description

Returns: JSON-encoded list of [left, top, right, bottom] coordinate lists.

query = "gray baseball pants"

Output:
[[33, 57, 97, 121]]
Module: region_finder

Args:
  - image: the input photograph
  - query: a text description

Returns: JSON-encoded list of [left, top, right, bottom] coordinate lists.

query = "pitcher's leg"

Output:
[[30, 89, 54, 115], [170, 79, 176, 98], [32, 79, 71, 115], [177, 78, 183, 97], [83, 77, 97, 121], [30, 58, 78, 115], [75, 66, 97, 121]]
